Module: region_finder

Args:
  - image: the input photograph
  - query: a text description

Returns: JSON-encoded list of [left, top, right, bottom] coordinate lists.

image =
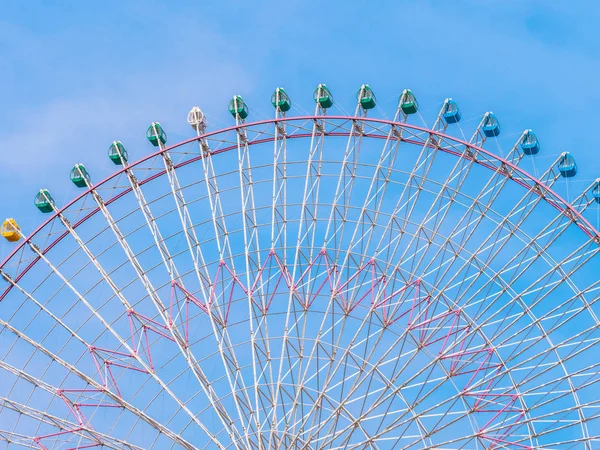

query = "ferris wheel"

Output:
[[1, 83, 600, 450]]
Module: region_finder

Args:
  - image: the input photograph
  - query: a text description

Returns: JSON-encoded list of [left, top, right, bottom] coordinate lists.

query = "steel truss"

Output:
[[1, 105, 599, 450]]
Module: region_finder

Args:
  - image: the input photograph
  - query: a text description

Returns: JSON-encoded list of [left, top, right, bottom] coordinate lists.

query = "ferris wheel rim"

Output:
[[1, 114, 598, 296]]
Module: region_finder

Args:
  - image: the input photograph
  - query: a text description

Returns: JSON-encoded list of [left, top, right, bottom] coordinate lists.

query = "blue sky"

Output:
[[1, 0, 600, 239]]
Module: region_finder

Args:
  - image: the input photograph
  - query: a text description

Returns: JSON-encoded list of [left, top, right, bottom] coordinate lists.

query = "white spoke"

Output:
[[1, 101, 598, 450]]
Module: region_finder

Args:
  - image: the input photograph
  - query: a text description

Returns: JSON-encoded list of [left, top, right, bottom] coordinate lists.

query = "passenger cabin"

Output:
[[313, 84, 333, 109], [108, 141, 128, 165], [399, 89, 418, 115], [442, 99, 461, 124], [147, 122, 167, 147], [187, 106, 207, 133], [558, 153, 577, 178], [271, 88, 291, 112], [520, 130, 540, 155], [593, 180, 600, 204], [357, 84, 376, 110], [228, 95, 249, 119], [70, 164, 91, 188], [35, 189, 55, 213], [482, 112, 501, 137], [1, 218, 21, 242]]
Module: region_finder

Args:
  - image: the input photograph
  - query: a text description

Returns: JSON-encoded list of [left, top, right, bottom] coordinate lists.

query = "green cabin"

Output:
[[357, 84, 376, 110], [147, 122, 167, 147], [35, 189, 55, 213], [228, 95, 249, 120], [271, 88, 291, 112], [313, 84, 333, 109], [399, 89, 418, 115], [108, 141, 128, 165], [70, 163, 91, 188]]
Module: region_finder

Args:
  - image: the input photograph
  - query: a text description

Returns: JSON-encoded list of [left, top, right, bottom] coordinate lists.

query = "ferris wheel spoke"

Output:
[[278, 376, 380, 449], [321, 100, 366, 261], [482, 291, 600, 399], [412, 147, 585, 307], [275, 288, 344, 444], [299, 325, 387, 445], [318, 365, 458, 448], [418, 253, 592, 442], [346, 378, 497, 450], [108, 161, 252, 447], [337, 101, 450, 293], [2, 107, 599, 449], [364, 124, 451, 288], [397, 143, 527, 286], [368, 138, 596, 442], [298, 399, 383, 450], [282, 95, 383, 447], [470, 244, 598, 359], [312, 356, 426, 448], [286, 250, 344, 438], [0, 275, 185, 449], [191, 110, 278, 447], [316, 295, 533, 448], [156, 139, 212, 297], [280, 295, 350, 434], [284, 288, 428, 447], [332, 126, 403, 313], [282, 258, 459, 444], [467, 220, 595, 320], [309, 318, 461, 447], [150, 122, 264, 447], [230, 108, 274, 447], [269, 99, 328, 449], [382, 145, 480, 289], [317, 324, 405, 436], [446, 246, 599, 443], [154, 139, 257, 438], [288, 239, 494, 442], [369, 118, 533, 292], [258, 107, 289, 425], [459, 272, 596, 443], [446, 227, 598, 359], [420, 226, 580, 355], [523, 395, 600, 441], [75, 181, 241, 448], [419, 188, 550, 298]]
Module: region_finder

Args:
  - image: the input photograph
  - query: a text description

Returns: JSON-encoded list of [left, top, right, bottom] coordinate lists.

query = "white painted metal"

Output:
[[1, 100, 599, 450]]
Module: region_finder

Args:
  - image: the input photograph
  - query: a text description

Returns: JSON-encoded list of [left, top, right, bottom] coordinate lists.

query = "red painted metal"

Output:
[[67, 247, 527, 447], [33, 386, 125, 449]]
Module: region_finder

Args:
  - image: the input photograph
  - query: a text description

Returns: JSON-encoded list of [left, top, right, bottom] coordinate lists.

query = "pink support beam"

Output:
[[34, 387, 124, 449], [34, 428, 103, 450], [291, 249, 335, 310], [88, 346, 149, 394]]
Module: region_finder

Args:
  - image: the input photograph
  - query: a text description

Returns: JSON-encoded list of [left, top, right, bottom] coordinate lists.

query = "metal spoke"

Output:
[[1, 108, 598, 450]]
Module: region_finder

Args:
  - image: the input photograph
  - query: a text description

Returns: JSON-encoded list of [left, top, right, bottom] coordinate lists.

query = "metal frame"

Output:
[[1, 113, 599, 449]]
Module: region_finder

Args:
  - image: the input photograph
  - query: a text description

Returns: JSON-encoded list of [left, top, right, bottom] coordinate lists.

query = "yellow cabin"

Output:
[[2, 218, 21, 242]]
